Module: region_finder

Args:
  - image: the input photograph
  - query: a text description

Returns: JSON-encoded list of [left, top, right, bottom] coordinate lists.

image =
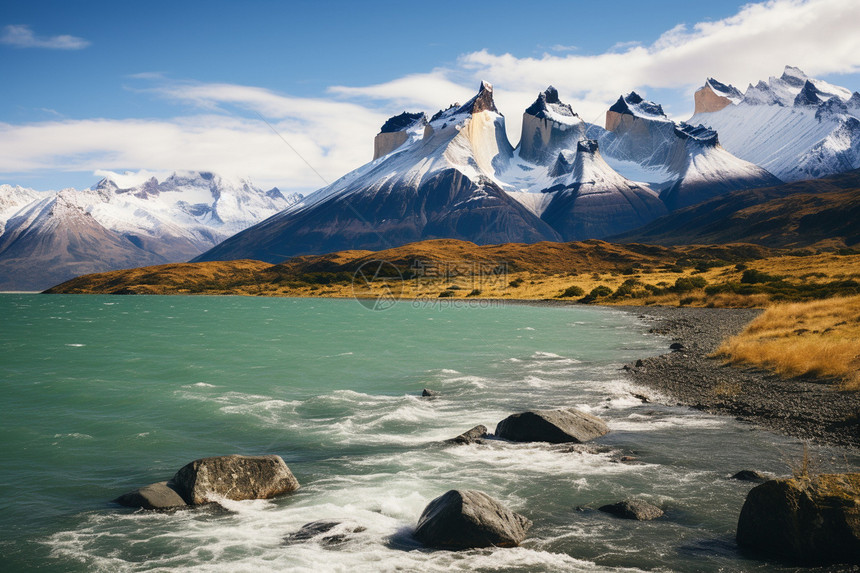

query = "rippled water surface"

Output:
[[0, 294, 855, 572]]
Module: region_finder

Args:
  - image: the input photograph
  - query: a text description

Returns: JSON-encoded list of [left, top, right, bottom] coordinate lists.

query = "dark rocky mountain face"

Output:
[[194, 169, 560, 263]]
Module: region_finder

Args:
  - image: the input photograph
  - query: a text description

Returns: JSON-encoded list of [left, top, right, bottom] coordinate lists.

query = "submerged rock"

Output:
[[421, 388, 440, 398], [736, 473, 860, 564], [444, 424, 488, 445], [599, 500, 664, 521], [495, 408, 609, 443], [731, 470, 769, 482], [113, 481, 187, 510], [284, 520, 367, 546], [414, 489, 532, 549]]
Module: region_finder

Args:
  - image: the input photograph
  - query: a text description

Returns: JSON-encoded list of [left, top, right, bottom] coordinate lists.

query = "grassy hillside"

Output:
[[715, 296, 860, 391], [44, 238, 860, 307]]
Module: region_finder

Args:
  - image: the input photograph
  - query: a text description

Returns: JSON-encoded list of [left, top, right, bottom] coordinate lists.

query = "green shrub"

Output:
[[466, 289, 481, 297], [589, 285, 612, 297], [740, 269, 780, 284], [673, 276, 707, 292], [612, 278, 641, 298], [559, 285, 585, 298], [694, 260, 728, 273], [438, 290, 455, 298], [509, 278, 524, 288]]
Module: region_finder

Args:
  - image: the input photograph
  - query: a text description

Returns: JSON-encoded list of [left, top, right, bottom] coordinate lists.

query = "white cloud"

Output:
[[3, 0, 860, 192], [328, 70, 475, 114], [330, 0, 860, 138], [0, 109, 385, 193], [0, 24, 90, 50]]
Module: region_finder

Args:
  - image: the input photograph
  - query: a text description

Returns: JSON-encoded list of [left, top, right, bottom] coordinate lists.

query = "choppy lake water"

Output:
[[0, 294, 855, 572]]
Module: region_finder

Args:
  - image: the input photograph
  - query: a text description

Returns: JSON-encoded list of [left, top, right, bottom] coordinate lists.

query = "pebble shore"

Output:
[[622, 306, 860, 451]]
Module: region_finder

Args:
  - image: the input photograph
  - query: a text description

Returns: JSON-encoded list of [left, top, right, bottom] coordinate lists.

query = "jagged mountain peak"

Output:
[[538, 136, 668, 241], [794, 80, 824, 107], [519, 86, 586, 164], [373, 112, 428, 160], [608, 92, 668, 121], [816, 97, 849, 120], [525, 86, 579, 122], [379, 112, 427, 134], [780, 65, 808, 87], [706, 78, 743, 100], [94, 177, 120, 192], [695, 78, 744, 113], [741, 80, 783, 106], [458, 80, 499, 115]]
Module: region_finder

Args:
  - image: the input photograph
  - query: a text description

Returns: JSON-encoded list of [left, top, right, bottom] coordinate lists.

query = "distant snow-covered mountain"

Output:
[[689, 66, 860, 181], [0, 172, 301, 290]]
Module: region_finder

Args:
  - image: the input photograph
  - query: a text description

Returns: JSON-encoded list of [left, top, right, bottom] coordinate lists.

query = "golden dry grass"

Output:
[[715, 295, 860, 390]]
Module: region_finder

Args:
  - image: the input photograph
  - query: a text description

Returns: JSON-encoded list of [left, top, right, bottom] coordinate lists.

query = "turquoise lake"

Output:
[[0, 294, 855, 572]]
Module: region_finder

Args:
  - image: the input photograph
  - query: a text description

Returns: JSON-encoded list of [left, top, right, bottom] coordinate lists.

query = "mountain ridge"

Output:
[[0, 172, 301, 290]]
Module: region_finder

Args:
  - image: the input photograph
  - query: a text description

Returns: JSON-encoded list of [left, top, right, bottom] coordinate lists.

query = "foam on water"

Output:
[[3, 295, 855, 572]]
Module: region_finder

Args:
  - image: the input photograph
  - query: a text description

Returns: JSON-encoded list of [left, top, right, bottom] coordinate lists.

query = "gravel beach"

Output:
[[622, 306, 860, 451]]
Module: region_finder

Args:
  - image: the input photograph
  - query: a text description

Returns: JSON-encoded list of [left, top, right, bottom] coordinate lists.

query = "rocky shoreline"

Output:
[[621, 306, 860, 451]]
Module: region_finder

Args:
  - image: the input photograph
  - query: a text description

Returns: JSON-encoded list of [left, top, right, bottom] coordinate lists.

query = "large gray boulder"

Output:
[[495, 408, 609, 443], [114, 481, 187, 510], [736, 473, 860, 564], [599, 499, 664, 521], [171, 454, 300, 505], [413, 489, 532, 549]]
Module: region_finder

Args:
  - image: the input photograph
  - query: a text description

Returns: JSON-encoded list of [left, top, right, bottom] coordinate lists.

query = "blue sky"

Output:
[[2, 0, 860, 192]]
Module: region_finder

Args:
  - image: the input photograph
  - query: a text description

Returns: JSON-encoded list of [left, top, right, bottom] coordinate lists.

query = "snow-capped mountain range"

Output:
[[0, 172, 301, 290], [195, 80, 784, 263], [4, 65, 858, 287], [690, 66, 860, 181]]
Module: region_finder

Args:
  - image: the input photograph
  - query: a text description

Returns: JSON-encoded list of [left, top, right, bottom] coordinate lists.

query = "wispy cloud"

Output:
[[333, 0, 860, 132], [0, 79, 389, 192], [0, 24, 90, 50], [547, 44, 579, 53]]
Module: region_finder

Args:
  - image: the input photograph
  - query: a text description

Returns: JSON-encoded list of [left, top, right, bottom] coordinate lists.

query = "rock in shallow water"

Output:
[[736, 473, 860, 565], [414, 489, 532, 549], [599, 500, 664, 521], [731, 470, 769, 482], [495, 408, 609, 443], [117, 454, 300, 509], [284, 520, 367, 546], [444, 425, 488, 445], [171, 454, 300, 505], [113, 481, 187, 510]]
